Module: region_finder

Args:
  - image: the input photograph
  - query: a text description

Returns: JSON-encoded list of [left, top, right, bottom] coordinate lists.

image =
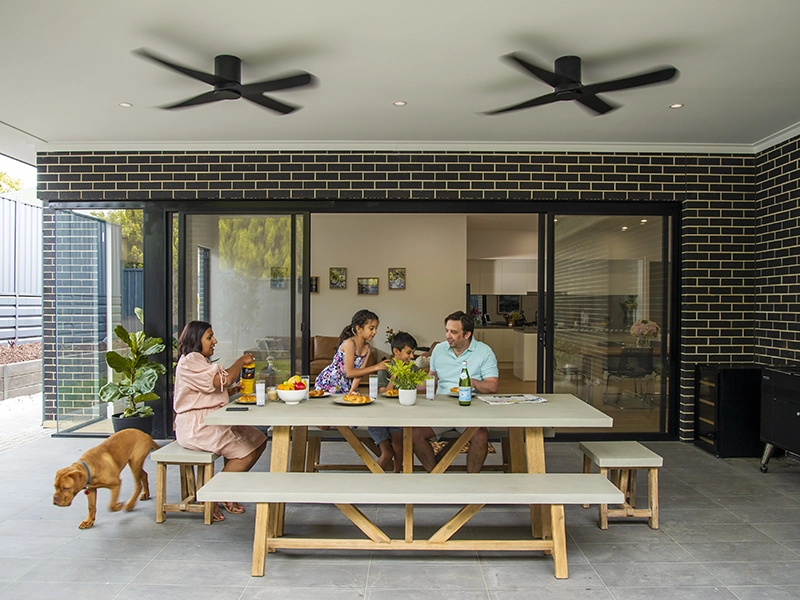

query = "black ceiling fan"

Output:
[[484, 52, 678, 116], [134, 48, 316, 114]]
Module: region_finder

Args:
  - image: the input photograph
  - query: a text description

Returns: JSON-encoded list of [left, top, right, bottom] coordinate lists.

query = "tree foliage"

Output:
[[0, 171, 23, 194], [218, 217, 292, 277], [90, 209, 144, 266]]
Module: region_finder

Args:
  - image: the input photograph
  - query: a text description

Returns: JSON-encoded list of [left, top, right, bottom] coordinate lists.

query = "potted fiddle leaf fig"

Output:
[[386, 358, 428, 406], [99, 309, 166, 433]]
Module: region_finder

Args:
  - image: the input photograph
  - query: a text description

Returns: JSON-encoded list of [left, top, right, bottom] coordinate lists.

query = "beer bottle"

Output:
[[458, 361, 471, 406]]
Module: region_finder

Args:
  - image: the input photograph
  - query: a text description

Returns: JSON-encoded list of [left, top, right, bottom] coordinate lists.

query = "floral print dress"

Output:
[[314, 338, 370, 393]]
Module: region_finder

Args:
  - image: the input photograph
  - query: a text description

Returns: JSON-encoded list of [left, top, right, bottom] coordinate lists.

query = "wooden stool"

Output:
[[152, 442, 219, 525], [579, 441, 662, 529]]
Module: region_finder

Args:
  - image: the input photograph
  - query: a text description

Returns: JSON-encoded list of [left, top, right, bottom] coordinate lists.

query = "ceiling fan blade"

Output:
[[576, 94, 618, 115], [239, 72, 316, 94], [133, 48, 224, 86], [580, 66, 678, 96], [160, 90, 231, 109], [483, 92, 560, 115], [241, 91, 298, 114], [503, 53, 566, 87]]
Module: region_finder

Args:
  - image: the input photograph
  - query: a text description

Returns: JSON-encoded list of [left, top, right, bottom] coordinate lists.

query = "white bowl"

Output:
[[277, 388, 306, 403]]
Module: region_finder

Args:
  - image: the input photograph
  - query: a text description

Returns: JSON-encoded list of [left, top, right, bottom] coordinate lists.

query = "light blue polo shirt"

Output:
[[429, 339, 499, 394]]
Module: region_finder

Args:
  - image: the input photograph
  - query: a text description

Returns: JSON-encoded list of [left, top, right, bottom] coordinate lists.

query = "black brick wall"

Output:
[[38, 148, 768, 440], [756, 137, 800, 363]]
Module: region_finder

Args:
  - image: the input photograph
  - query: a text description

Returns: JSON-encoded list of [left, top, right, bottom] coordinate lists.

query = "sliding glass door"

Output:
[[172, 213, 308, 393], [546, 214, 673, 434]]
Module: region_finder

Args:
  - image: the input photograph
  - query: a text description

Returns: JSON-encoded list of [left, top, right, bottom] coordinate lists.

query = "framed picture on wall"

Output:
[[309, 276, 319, 293], [357, 277, 379, 295], [329, 267, 347, 289], [388, 267, 406, 290], [270, 267, 289, 289]]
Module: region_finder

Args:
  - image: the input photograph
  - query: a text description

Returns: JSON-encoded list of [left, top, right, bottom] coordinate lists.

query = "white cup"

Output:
[[255, 382, 266, 406]]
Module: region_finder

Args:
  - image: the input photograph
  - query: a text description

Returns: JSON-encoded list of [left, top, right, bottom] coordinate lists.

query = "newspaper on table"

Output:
[[477, 394, 548, 405]]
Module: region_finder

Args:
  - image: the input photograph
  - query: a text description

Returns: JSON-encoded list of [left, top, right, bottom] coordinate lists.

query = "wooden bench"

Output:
[[579, 440, 663, 529], [197, 471, 623, 579], [151, 441, 219, 525], [304, 426, 556, 472]]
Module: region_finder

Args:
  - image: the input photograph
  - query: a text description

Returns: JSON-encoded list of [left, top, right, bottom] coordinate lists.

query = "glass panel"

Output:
[[551, 215, 670, 434], [176, 214, 298, 388], [53, 209, 144, 434]]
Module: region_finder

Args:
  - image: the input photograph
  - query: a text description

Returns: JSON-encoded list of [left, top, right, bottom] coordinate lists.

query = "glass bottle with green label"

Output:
[[458, 361, 471, 406]]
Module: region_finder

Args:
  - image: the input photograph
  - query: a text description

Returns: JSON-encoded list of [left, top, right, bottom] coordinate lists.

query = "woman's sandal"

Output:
[[212, 509, 225, 522], [221, 501, 245, 514]]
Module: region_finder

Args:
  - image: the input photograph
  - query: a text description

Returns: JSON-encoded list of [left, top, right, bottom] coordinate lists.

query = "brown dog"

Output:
[[53, 429, 159, 529]]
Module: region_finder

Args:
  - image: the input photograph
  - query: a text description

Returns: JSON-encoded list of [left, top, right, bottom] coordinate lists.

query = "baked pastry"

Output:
[[384, 389, 399, 397], [308, 389, 325, 397], [342, 392, 372, 404], [237, 394, 256, 404], [450, 387, 459, 393]]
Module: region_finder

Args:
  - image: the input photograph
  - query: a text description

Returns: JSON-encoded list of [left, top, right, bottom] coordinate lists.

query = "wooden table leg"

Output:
[[403, 427, 413, 474], [289, 426, 308, 473], [524, 427, 547, 540], [252, 502, 270, 576], [507, 428, 526, 473], [269, 426, 291, 539], [337, 427, 384, 473]]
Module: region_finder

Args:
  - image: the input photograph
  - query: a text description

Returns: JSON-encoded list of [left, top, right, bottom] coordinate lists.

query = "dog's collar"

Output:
[[80, 461, 91, 489]]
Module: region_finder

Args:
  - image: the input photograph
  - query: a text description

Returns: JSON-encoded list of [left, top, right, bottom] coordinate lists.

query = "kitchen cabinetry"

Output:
[[467, 259, 538, 295], [513, 330, 538, 381], [693, 364, 761, 458], [473, 328, 514, 365]]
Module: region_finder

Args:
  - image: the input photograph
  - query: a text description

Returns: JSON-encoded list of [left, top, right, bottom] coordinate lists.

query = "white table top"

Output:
[[206, 393, 612, 429]]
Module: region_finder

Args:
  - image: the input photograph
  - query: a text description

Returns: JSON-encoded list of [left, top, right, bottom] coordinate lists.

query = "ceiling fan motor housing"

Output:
[[554, 55, 582, 99], [214, 55, 242, 99]]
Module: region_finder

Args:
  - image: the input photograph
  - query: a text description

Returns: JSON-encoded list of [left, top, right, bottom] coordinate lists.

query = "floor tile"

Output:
[[593, 562, 723, 587], [703, 561, 800, 586], [0, 581, 126, 600], [18, 557, 149, 584]]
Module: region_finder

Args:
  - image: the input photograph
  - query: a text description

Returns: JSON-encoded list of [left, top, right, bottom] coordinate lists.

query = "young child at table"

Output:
[[314, 309, 389, 394], [370, 331, 419, 472]]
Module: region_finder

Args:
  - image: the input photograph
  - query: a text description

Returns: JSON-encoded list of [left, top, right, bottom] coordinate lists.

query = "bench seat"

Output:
[[198, 471, 622, 579]]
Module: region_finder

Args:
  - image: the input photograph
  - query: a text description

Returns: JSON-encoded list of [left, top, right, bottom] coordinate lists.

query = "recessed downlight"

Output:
[[669, 103, 684, 109], [621, 226, 628, 231], [118, 102, 133, 108], [640, 219, 648, 224], [392, 100, 407, 107]]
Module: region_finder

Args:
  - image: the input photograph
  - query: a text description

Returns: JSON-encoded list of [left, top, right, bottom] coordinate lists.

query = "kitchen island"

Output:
[[513, 327, 538, 381]]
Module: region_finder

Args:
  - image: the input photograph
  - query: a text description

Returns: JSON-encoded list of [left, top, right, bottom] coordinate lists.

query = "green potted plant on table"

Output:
[[386, 358, 428, 406], [99, 311, 167, 434]]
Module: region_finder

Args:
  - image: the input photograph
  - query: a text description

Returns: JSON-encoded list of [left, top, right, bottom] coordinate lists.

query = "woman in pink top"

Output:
[[173, 320, 267, 521]]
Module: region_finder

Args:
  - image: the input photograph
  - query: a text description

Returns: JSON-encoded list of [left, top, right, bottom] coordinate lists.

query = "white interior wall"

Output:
[[311, 214, 466, 351]]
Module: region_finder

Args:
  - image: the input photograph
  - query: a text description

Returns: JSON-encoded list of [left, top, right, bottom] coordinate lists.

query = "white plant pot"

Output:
[[398, 388, 417, 406]]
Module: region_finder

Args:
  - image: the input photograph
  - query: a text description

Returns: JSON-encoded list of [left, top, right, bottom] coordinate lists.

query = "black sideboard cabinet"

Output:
[[694, 364, 762, 458], [760, 366, 800, 472]]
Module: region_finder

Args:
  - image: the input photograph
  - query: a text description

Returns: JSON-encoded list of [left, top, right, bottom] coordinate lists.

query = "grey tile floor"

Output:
[[2, 435, 800, 599]]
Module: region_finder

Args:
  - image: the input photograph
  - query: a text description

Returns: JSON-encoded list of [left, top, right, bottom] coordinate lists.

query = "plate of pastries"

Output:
[[332, 392, 374, 405], [235, 394, 257, 404], [308, 390, 330, 397], [382, 389, 399, 397]]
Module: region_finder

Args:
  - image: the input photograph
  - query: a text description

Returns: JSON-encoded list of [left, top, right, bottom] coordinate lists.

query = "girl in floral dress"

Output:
[[314, 309, 389, 393]]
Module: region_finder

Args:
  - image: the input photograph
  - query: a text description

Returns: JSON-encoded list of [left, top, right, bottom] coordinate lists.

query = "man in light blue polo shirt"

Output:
[[412, 311, 499, 473]]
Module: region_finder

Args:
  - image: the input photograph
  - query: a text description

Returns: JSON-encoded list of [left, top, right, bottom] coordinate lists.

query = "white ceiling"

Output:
[[3, 0, 800, 167]]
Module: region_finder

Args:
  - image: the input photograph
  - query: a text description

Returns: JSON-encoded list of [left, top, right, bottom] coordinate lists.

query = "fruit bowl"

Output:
[[277, 388, 306, 403]]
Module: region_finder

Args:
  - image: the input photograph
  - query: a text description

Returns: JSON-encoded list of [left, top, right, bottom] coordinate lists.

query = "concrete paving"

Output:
[[0, 393, 51, 453]]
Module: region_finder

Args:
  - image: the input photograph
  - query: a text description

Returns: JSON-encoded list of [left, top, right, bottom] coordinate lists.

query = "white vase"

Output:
[[398, 388, 417, 406]]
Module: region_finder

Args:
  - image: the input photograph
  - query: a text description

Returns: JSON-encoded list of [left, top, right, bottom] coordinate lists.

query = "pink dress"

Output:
[[173, 352, 266, 460]]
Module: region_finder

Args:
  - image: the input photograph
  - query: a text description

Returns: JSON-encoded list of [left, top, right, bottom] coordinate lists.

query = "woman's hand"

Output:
[[242, 353, 255, 364]]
